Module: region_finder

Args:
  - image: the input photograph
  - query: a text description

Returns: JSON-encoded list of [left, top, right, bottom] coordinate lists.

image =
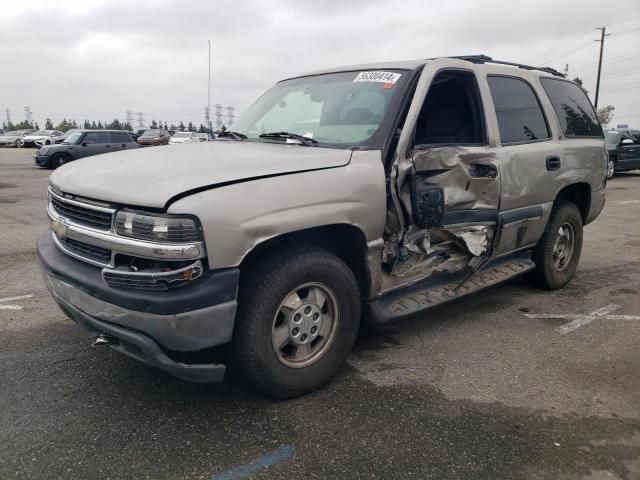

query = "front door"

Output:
[[383, 62, 501, 286]]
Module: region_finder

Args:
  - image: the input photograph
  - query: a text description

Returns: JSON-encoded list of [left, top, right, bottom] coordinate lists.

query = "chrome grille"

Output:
[[50, 194, 113, 230]]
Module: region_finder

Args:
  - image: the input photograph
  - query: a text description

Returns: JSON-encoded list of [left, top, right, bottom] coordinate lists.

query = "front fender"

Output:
[[168, 150, 387, 269]]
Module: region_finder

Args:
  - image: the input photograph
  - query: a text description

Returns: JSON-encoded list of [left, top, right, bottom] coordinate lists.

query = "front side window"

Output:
[[487, 76, 550, 144], [233, 70, 409, 148], [414, 70, 485, 146], [540, 78, 602, 138]]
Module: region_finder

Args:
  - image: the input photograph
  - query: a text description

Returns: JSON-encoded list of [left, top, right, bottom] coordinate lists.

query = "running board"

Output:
[[368, 252, 535, 325]]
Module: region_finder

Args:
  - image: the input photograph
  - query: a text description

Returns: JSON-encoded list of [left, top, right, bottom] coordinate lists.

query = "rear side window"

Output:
[[111, 132, 132, 143], [540, 78, 602, 138], [487, 76, 550, 144]]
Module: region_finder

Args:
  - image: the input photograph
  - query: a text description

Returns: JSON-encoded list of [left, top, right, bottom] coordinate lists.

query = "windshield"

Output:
[[173, 132, 190, 138], [64, 132, 84, 144], [143, 129, 160, 136], [233, 70, 409, 148], [33, 130, 50, 136]]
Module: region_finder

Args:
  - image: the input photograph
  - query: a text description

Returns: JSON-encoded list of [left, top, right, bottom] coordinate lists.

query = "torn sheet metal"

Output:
[[384, 224, 494, 282]]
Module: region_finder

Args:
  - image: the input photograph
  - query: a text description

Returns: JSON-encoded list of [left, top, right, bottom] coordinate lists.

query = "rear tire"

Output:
[[530, 201, 583, 289], [233, 246, 361, 398], [16, 139, 23, 148]]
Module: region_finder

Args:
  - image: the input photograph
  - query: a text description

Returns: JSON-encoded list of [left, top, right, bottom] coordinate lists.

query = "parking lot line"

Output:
[[211, 446, 295, 480], [0, 293, 34, 311], [523, 303, 640, 334]]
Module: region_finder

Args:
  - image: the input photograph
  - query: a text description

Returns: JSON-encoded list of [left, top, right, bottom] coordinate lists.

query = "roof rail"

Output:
[[446, 55, 565, 77]]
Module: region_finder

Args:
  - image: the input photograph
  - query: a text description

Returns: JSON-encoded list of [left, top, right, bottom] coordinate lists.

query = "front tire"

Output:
[[16, 139, 23, 148], [51, 153, 69, 169], [233, 247, 361, 398], [531, 201, 583, 289]]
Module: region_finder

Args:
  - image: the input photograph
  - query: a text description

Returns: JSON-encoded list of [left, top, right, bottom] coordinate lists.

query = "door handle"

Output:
[[546, 156, 561, 171], [469, 163, 498, 179], [121, 144, 126, 147], [105, 145, 111, 148]]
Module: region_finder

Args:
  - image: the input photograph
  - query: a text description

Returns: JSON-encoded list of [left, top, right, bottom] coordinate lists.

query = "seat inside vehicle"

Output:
[[415, 71, 484, 145]]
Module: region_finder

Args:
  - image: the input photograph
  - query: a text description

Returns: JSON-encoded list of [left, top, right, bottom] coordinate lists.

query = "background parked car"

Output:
[[129, 128, 147, 142], [169, 131, 201, 144], [606, 129, 640, 179], [137, 129, 171, 146], [22, 130, 64, 147], [55, 128, 82, 144], [195, 133, 212, 142], [34, 130, 138, 169], [0, 130, 35, 147]]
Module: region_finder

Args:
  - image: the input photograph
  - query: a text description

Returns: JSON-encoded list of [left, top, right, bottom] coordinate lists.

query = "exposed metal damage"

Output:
[[381, 146, 500, 290]]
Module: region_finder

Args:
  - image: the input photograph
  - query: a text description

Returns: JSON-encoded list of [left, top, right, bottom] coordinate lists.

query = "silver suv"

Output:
[[37, 55, 607, 398]]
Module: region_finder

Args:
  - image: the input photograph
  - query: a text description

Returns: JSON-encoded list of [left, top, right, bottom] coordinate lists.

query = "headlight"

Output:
[[115, 210, 203, 243]]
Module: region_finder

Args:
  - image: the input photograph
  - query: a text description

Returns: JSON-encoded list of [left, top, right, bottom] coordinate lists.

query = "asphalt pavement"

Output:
[[1, 147, 639, 479]]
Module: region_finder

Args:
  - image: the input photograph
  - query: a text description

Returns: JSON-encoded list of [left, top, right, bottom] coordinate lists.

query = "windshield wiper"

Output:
[[259, 131, 318, 146], [216, 131, 247, 141]]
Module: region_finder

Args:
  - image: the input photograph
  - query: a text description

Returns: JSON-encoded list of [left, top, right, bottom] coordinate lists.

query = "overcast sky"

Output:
[[2, 0, 639, 129]]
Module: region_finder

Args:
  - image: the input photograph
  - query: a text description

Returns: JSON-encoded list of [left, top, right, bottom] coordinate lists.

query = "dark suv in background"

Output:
[[137, 129, 171, 146], [34, 130, 138, 169], [605, 129, 640, 179]]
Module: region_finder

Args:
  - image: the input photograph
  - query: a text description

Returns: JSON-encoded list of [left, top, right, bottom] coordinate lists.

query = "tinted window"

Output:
[[487, 76, 550, 144], [111, 132, 132, 143], [540, 78, 602, 137], [83, 132, 110, 144]]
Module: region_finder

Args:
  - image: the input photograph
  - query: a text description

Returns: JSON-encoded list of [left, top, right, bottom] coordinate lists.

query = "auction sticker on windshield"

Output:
[[353, 71, 402, 85]]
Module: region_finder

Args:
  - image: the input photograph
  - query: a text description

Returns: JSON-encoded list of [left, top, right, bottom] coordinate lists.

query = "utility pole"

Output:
[[594, 27, 610, 109], [125, 110, 133, 128], [563, 63, 569, 77], [24, 106, 33, 128], [136, 112, 145, 128], [208, 40, 212, 135], [215, 104, 223, 129], [5, 108, 11, 127], [225, 106, 234, 126]]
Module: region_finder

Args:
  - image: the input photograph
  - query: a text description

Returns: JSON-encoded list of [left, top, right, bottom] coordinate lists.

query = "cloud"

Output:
[[1, 0, 639, 128]]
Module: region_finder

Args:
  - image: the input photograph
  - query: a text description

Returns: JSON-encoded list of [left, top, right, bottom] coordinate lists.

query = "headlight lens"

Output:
[[115, 210, 203, 243]]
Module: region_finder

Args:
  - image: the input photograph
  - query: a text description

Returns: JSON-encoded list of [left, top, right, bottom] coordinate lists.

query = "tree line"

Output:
[[2, 118, 211, 133]]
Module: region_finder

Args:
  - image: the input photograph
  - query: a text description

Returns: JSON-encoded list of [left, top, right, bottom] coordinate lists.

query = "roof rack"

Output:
[[447, 55, 565, 78]]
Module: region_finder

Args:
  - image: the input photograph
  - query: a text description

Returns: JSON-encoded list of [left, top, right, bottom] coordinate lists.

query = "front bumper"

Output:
[[34, 155, 51, 167], [37, 232, 239, 382]]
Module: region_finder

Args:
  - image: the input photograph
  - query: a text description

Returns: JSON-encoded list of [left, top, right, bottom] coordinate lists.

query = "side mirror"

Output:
[[81, 141, 87, 147], [622, 138, 634, 145], [410, 173, 445, 229]]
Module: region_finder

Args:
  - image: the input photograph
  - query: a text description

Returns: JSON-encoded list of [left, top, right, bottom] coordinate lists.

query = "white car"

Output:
[[22, 130, 64, 147], [0, 130, 35, 147], [169, 131, 201, 144]]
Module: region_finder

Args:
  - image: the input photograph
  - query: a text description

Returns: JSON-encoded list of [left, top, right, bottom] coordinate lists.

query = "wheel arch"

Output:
[[239, 223, 370, 298], [554, 182, 591, 224]]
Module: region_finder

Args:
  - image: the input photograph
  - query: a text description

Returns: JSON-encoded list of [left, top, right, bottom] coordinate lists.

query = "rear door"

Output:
[[619, 131, 640, 169], [110, 131, 136, 151], [484, 75, 563, 255]]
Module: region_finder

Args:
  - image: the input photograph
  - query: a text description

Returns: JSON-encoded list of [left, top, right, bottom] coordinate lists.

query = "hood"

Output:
[[50, 140, 353, 209], [169, 138, 190, 143]]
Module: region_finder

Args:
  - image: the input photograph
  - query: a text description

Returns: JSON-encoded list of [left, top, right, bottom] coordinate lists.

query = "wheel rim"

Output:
[[17, 140, 22, 147], [271, 282, 339, 368], [54, 155, 65, 167], [607, 159, 615, 179], [552, 223, 575, 271]]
